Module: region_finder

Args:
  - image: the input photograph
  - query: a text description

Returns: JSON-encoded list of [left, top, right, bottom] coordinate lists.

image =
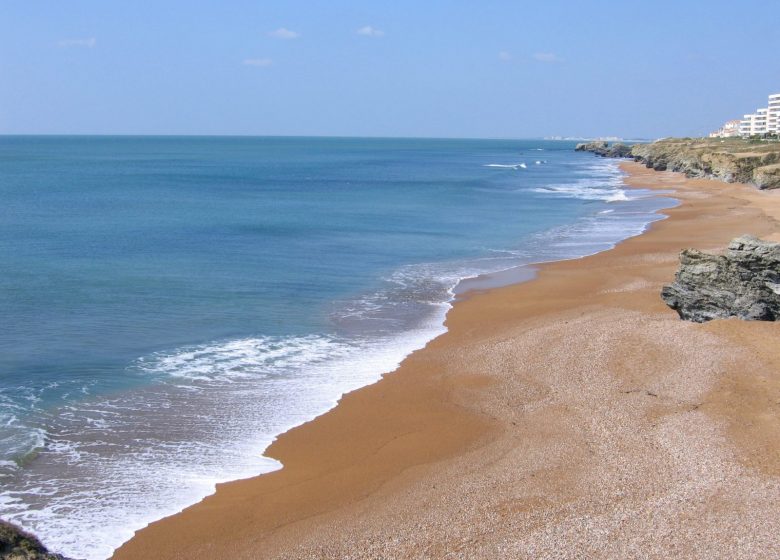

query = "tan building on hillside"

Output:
[[709, 119, 741, 138]]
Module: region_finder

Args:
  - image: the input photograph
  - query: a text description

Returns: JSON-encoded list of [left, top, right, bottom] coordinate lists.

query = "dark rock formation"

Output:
[[575, 140, 608, 153], [0, 520, 71, 560], [575, 141, 632, 158], [661, 235, 780, 322]]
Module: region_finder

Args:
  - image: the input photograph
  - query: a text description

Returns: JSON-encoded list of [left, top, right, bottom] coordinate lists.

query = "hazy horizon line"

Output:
[[0, 133, 655, 141]]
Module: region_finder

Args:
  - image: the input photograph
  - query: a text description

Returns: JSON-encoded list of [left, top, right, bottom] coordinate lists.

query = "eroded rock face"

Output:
[[575, 140, 607, 152], [661, 235, 780, 322], [575, 141, 632, 158], [754, 164, 780, 190], [630, 140, 780, 190], [576, 138, 780, 189], [0, 520, 70, 560]]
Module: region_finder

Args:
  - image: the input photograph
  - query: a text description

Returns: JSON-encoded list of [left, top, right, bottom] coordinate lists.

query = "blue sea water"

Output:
[[0, 136, 675, 559]]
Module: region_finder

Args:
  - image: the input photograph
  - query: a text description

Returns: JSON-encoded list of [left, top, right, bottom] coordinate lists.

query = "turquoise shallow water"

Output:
[[0, 136, 675, 558]]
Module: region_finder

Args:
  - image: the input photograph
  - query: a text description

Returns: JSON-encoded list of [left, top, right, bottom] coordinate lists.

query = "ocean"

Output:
[[0, 136, 676, 559]]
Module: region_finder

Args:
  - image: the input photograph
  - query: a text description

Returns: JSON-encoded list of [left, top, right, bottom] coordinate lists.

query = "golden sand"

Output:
[[113, 163, 780, 559]]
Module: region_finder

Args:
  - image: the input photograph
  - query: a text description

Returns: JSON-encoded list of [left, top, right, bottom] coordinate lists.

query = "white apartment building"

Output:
[[768, 93, 780, 133], [756, 108, 768, 134], [739, 92, 780, 137], [739, 113, 759, 136], [741, 109, 767, 136]]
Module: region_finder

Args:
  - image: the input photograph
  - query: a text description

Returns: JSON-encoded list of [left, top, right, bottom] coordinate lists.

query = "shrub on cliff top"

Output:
[[0, 520, 68, 560]]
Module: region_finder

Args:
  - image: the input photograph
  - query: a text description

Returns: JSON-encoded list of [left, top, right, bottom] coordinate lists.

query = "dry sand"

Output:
[[112, 162, 780, 560]]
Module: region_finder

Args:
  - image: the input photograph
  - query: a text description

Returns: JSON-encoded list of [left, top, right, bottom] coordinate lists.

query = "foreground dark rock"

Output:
[[661, 235, 780, 322], [0, 520, 71, 560]]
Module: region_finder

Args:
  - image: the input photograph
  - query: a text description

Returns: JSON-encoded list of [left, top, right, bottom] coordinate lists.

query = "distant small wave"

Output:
[[532, 183, 630, 202], [484, 163, 527, 170], [605, 191, 629, 202]]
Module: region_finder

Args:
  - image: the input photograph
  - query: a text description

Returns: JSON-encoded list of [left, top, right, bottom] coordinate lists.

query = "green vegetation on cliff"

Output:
[[0, 520, 70, 560]]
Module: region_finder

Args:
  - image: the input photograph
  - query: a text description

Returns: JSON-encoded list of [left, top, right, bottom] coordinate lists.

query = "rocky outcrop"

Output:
[[575, 141, 632, 158], [575, 138, 780, 189], [575, 140, 607, 153], [0, 520, 71, 560], [661, 235, 780, 322], [753, 163, 780, 190], [629, 139, 780, 190]]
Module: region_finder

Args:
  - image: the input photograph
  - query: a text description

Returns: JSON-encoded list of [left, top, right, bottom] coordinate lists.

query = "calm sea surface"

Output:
[[0, 136, 675, 559]]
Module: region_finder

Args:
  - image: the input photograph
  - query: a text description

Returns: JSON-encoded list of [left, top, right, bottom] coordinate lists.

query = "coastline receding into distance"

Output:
[[112, 161, 780, 559], [1, 139, 676, 559], [4, 2, 780, 558]]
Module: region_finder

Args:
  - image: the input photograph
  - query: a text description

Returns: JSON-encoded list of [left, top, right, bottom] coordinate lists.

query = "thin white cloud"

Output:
[[357, 25, 385, 37], [243, 58, 273, 67], [498, 51, 512, 61], [269, 28, 300, 40], [58, 38, 96, 48], [533, 52, 563, 63]]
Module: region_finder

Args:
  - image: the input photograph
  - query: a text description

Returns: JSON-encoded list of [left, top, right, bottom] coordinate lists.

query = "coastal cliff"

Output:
[[576, 138, 780, 190], [631, 138, 780, 189]]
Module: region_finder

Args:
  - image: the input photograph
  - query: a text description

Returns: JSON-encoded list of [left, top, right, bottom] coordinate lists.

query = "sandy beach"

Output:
[[112, 162, 780, 559]]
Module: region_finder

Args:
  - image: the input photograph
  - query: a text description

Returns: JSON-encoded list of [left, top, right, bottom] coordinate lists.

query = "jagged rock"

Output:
[[0, 520, 70, 560], [575, 141, 632, 158], [753, 163, 780, 190], [661, 235, 780, 322], [575, 141, 608, 153], [607, 143, 632, 158]]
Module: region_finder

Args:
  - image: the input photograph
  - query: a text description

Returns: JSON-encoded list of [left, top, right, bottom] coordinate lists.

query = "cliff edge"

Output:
[[631, 138, 780, 189], [576, 138, 780, 190]]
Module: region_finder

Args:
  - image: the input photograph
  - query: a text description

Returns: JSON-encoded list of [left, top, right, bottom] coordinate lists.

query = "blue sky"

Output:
[[1, 0, 778, 138]]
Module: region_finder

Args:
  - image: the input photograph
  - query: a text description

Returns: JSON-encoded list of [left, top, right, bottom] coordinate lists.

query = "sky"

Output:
[[1, 0, 779, 139]]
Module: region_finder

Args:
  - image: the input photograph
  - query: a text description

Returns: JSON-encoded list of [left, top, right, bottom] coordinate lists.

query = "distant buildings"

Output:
[[543, 136, 624, 141], [709, 92, 780, 138], [768, 93, 780, 133], [734, 93, 780, 137], [709, 119, 741, 138], [738, 110, 766, 136]]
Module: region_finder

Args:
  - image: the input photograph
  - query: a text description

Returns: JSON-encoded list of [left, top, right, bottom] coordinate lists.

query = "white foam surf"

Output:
[[530, 160, 631, 202], [0, 320, 449, 560], [0, 154, 678, 560]]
